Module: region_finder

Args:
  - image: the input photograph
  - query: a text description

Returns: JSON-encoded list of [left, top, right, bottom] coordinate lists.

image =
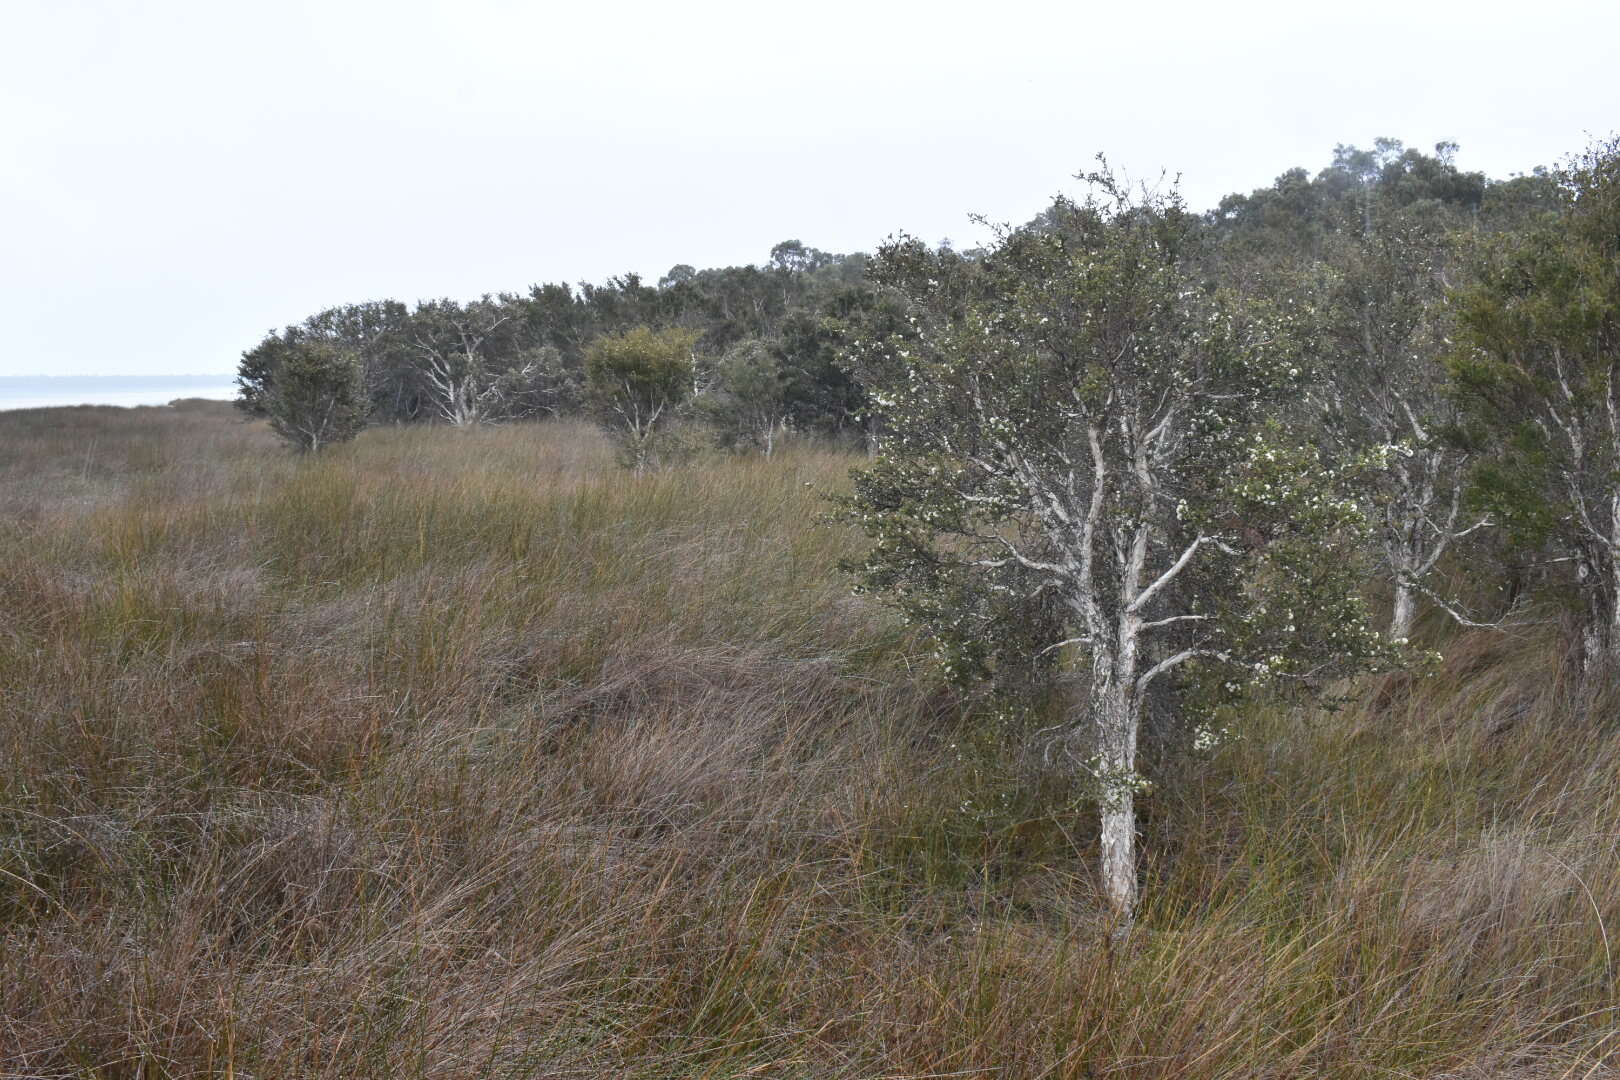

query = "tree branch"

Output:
[[1136, 649, 1224, 696], [1126, 535, 1207, 615]]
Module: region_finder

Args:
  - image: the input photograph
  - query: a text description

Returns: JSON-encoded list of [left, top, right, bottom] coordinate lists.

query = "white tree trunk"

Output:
[[1091, 679, 1139, 932], [1575, 554, 1619, 679], [1582, 618, 1608, 681], [1390, 580, 1418, 641], [1098, 790, 1137, 924]]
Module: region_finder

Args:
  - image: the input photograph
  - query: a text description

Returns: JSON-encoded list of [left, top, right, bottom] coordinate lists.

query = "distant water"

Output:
[[0, 375, 239, 412]]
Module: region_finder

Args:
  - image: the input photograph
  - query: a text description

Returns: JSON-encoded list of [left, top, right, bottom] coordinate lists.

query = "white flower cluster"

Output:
[[1192, 723, 1236, 752], [1251, 654, 1288, 676]]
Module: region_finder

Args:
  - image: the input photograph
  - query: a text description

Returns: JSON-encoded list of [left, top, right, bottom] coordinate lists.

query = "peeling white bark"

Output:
[[1390, 581, 1418, 641], [1092, 680, 1139, 927]]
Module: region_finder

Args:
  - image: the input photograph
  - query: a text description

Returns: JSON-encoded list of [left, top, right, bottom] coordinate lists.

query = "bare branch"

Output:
[[1139, 613, 1210, 632], [1038, 635, 1093, 658], [1136, 649, 1224, 696], [1402, 575, 1539, 634], [1126, 535, 1207, 615]]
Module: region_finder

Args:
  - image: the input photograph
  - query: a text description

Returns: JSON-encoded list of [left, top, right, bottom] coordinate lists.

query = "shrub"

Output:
[[262, 341, 369, 453]]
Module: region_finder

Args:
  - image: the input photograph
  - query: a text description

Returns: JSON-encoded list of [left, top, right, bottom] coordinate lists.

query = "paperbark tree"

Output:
[[1314, 204, 1490, 639], [842, 174, 1392, 930], [407, 298, 518, 426]]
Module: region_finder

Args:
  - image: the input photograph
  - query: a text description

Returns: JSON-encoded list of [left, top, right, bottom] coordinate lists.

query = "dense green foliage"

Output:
[[845, 178, 1391, 693], [584, 325, 700, 470], [263, 340, 369, 453], [1449, 137, 1620, 674]]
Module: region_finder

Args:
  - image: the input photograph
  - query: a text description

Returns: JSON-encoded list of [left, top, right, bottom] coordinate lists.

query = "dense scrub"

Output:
[[2, 403, 1618, 1078]]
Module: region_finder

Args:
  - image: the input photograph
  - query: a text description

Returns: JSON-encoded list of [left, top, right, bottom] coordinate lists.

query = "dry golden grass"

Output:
[[1, 402, 1617, 1078]]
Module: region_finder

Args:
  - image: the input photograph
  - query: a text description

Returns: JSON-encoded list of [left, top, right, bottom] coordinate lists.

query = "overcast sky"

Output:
[[3, 0, 1616, 377]]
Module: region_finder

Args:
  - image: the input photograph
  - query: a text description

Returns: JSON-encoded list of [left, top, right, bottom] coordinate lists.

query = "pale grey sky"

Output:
[[2, 0, 1615, 377]]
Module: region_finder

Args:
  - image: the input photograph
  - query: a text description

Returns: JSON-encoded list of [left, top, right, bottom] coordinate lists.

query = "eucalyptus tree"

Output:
[[769, 239, 835, 275], [1451, 137, 1620, 676], [1205, 140, 1487, 290], [843, 174, 1391, 928]]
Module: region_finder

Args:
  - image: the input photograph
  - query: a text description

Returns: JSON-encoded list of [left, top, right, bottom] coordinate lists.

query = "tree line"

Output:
[[236, 238, 887, 462]]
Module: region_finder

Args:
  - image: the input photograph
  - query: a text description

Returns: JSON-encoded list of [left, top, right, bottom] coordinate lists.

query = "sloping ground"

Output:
[[1, 404, 1616, 1078]]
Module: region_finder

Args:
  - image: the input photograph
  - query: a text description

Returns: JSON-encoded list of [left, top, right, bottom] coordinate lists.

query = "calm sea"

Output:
[[0, 375, 239, 412]]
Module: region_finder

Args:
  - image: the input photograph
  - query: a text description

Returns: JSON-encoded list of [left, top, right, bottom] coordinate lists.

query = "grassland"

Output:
[[1, 401, 1617, 1078]]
